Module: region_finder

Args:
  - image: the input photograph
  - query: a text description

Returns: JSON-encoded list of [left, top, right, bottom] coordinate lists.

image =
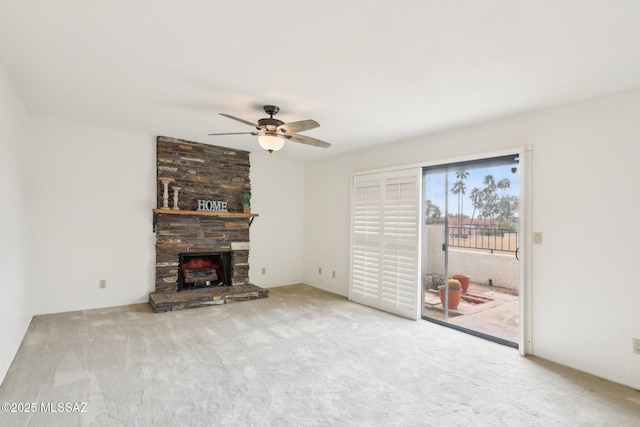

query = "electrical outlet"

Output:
[[633, 338, 640, 355], [261, 267, 266, 275], [318, 267, 322, 275], [533, 232, 543, 245], [99, 279, 106, 289]]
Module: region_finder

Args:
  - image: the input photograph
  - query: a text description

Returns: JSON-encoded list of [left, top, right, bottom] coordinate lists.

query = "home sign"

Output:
[[197, 200, 228, 212]]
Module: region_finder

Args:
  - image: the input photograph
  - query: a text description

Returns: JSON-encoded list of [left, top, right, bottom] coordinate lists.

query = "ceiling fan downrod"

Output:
[[263, 105, 279, 118]]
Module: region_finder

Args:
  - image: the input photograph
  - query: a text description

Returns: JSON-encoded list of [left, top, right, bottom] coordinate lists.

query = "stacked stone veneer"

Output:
[[154, 136, 251, 293]]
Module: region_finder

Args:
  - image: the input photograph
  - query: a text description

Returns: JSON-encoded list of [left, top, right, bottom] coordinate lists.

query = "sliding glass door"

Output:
[[422, 155, 520, 346]]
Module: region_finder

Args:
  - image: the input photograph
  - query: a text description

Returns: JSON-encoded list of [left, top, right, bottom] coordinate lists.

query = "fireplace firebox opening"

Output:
[[178, 252, 232, 291]]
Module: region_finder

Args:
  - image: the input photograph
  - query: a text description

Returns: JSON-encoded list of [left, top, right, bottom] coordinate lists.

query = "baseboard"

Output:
[[299, 282, 348, 298]]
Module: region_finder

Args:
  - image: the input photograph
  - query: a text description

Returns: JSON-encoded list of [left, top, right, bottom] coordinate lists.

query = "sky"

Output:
[[424, 162, 519, 218]]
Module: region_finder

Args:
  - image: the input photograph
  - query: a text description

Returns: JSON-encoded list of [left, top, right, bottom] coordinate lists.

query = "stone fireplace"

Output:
[[149, 136, 268, 312]]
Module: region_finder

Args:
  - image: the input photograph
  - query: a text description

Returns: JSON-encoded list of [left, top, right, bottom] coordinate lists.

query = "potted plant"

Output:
[[240, 193, 251, 214], [452, 274, 470, 293], [425, 274, 444, 291], [439, 278, 462, 309]]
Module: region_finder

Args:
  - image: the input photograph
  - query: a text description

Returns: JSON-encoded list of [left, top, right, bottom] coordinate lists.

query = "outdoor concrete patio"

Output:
[[424, 282, 519, 343]]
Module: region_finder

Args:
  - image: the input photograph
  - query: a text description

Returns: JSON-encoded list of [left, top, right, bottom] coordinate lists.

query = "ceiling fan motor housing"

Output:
[[259, 105, 283, 131], [258, 117, 284, 131]]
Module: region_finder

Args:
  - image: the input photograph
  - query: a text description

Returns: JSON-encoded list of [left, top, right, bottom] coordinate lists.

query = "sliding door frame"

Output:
[[350, 146, 532, 355]]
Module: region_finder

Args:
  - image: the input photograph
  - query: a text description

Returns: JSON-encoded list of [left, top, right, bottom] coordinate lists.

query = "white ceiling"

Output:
[[2, 1, 640, 161]]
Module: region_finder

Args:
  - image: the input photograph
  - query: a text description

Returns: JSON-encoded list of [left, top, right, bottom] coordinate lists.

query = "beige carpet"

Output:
[[1, 284, 638, 426]]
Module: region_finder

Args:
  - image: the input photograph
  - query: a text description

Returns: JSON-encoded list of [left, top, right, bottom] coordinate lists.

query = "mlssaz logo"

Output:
[[40, 402, 88, 413]]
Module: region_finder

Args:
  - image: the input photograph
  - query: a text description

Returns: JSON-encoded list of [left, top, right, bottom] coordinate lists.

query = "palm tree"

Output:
[[455, 169, 469, 186], [451, 180, 465, 231], [469, 187, 481, 224], [483, 174, 496, 189], [425, 199, 440, 224], [425, 199, 434, 220], [481, 175, 497, 224], [497, 178, 511, 198], [494, 178, 515, 221], [432, 206, 441, 222], [453, 169, 469, 230]]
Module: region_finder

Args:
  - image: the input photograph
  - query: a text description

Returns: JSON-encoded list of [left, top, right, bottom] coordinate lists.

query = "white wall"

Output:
[[303, 89, 640, 390], [249, 152, 305, 287], [28, 116, 157, 314], [0, 62, 32, 383], [303, 156, 353, 295], [26, 116, 305, 314]]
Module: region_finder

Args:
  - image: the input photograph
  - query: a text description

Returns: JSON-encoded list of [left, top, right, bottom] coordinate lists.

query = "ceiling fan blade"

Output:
[[208, 132, 256, 136], [283, 133, 331, 148], [219, 113, 260, 129], [278, 119, 320, 134]]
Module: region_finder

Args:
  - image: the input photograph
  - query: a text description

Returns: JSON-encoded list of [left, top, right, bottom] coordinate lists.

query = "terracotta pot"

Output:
[[438, 286, 462, 309], [243, 207, 251, 214], [452, 274, 470, 293]]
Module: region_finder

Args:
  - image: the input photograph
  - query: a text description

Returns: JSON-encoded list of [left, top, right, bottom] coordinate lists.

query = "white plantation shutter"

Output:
[[351, 174, 381, 303], [350, 169, 421, 320]]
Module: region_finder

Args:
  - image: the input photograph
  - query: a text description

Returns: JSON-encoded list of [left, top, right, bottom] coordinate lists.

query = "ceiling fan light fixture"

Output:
[[211, 105, 331, 151], [258, 134, 284, 153]]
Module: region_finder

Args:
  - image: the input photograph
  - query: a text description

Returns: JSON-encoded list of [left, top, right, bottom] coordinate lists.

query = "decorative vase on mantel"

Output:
[[240, 193, 251, 214]]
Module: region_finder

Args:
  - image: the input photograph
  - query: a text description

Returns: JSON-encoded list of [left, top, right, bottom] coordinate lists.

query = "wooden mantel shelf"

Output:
[[153, 209, 258, 231], [153, 208, 258, 218]]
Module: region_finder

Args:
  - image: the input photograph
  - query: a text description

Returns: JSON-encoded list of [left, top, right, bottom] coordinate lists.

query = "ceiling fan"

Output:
[[208, 105, 331, 153]]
